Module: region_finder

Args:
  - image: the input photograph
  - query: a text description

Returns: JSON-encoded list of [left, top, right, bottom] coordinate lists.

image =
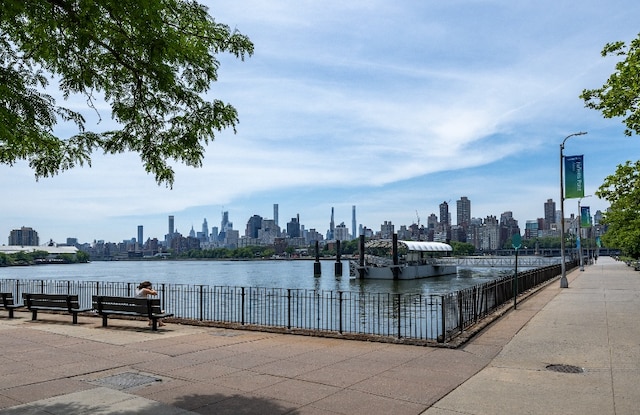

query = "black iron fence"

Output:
[[0, 261, 575, 344]]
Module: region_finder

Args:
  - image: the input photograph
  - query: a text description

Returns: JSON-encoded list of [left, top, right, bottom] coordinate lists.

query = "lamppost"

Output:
[[560, 131, 587, 288], [578, 195, 592, 271]]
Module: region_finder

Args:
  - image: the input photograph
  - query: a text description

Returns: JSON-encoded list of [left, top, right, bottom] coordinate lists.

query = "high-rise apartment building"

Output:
[[544, 199, 556, 230], [273, 204, 279, 226], [351, 205, 357, 239], [8, 226, 39, 246], [380, 221, 394, 239], [456, 196, 471, 228]]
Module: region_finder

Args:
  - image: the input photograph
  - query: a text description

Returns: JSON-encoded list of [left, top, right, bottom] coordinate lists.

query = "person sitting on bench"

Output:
[[135, 281, 165, 327]]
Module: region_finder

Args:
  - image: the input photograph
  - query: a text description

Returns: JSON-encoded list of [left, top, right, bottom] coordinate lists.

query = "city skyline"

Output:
[[4, 195, 600, 246], [2, 1, 640, 243]]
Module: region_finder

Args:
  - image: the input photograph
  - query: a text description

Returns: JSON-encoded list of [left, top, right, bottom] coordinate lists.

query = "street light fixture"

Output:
[[578, 195, 592, 271], [560, 131, 587, 288]]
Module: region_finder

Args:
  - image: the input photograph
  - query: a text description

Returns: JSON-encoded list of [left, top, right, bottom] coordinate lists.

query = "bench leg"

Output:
[[72, 312, 78, 324], [102, 315, 108, 327], [31, 310, 37, 321], [151, 318, 158, 331], [8, 309, 14, 319]]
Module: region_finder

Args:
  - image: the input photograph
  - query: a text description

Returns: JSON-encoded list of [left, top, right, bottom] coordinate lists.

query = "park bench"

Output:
[[0, 292, 24, 318], [22, 293, 91, 324], [92, 296, 173, 331]]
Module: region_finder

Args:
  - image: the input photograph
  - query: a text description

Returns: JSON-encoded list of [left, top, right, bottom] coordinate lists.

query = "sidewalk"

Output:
[[0, 256, 637, 414], [423, 255, 640, 415]]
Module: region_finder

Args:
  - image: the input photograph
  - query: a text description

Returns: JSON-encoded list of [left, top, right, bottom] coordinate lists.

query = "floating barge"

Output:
[[350, 235, 457, 280]]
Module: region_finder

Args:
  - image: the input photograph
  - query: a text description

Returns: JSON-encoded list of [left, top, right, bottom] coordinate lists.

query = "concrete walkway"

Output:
[[0, 256, 637, 414]]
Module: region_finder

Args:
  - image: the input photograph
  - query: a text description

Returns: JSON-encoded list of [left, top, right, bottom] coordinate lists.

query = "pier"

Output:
[[440, 256, 562, 268]]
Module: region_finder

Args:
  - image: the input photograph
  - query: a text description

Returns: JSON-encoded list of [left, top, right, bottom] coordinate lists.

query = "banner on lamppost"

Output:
[[580, 206, 591, 227], [565, 155, 584, 199]]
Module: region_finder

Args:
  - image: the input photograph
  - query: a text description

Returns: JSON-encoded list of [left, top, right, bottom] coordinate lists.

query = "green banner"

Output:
[[564, 155, 584, 199], [580, 206, 591, 227]]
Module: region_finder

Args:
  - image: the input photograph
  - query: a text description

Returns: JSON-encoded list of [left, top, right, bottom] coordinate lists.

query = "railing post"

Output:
[[458, 291, 463, 331], [338, 291, 343, 334], [199, 285, 204, 321], [287, 289, 292, 329], [440, 295, 446, 343], [241, 287, 246, 325], [396, 293, 402, 339], [161, 283, 166, 311]]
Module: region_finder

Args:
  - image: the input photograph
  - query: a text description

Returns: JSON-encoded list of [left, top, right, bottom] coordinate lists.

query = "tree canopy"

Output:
[[595, 161, 640, 258], [0, 0, 253, 187], [580, 34, 640, 137]]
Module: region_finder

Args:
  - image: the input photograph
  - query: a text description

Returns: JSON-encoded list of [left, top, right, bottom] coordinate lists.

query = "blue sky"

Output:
[[2, 0, 640, 244]]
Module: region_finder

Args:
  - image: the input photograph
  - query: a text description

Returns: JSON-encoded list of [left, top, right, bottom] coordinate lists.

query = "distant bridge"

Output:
[[439, 256, 562, 268]]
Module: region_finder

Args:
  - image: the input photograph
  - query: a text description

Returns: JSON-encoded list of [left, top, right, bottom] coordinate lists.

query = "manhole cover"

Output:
[[546, 364, 584, 374], [94, 372, 162, 390]]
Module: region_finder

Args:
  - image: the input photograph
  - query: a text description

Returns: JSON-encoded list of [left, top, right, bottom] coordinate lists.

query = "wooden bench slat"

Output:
[[92, 295, 173, 331], [0, 292, 24, 318], [22, 293, 91, 324]]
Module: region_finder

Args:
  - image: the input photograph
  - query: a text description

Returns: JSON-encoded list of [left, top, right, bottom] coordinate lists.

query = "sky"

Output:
[[3, 0, 640, 245]]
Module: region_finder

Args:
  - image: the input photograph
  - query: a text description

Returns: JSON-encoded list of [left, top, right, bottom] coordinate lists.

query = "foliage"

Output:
[[580, 34, 640, 136], [0, 0, 253, 186], [595, 160, 640, 258], [450, 241, 475, 256]]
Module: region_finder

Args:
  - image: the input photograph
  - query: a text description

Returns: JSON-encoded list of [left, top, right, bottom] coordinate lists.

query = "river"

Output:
[[0, 259, 508, 295]]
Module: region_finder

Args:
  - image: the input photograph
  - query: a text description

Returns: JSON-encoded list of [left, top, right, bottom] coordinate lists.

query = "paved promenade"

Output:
[[0, 256, 637, 414]]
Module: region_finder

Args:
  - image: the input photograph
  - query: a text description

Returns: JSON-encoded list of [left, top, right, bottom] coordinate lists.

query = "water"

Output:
[[0, 259, 506, 295]]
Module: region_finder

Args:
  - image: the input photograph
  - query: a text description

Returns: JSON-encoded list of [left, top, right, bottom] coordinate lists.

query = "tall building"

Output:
[[439, 201, 449, 227], [351, 205, 357, 239], [8, 226, 39, 246], [201, 218, 209, 242], [137, 225, 143, 250], [273, 204, 279, 226], [544, 199, 556, 230], [456, 197, 471, 229], [335, 222, 350, 241], [439, 201, 450, 241], [327, 207, 335, 240], [287, 215, 301, 238], [168, 215, 174, 235], [245, 215, 263, 238], [221, 211, 232, 232], [381, 221, 394, 239]]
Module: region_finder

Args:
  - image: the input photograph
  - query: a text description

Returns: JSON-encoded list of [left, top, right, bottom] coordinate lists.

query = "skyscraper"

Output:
[[352, 205, 357, 239], [137, 225, 143, 250], [328, 207, 335, 240], [544, 199, 556, 230], [201, 218, 208, 242], [273, 204, 279, 226], [168, 215, 175, 235], [456, 196, 471, 229]]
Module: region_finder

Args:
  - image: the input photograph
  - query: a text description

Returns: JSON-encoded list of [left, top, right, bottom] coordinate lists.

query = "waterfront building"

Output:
[[8, 226, 39, 246], [201, 218, 209, 242], [525, 220, 539, 239]]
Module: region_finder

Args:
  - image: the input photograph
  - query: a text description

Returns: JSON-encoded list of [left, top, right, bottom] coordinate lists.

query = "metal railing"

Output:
[[0, 261, 574, 344]]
